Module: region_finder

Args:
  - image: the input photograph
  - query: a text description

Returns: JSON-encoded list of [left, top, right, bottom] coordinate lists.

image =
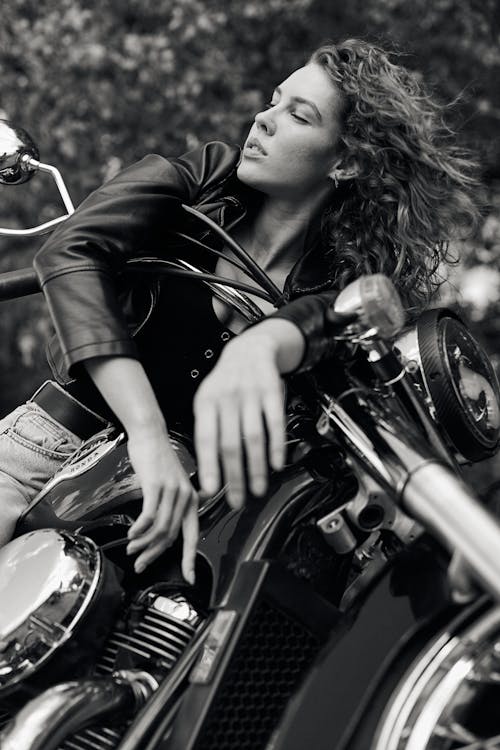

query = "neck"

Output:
[[243, 183, 333, 271]]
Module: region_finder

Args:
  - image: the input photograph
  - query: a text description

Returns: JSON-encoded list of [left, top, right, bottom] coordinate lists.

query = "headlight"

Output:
[[394, 309, 500, 462]]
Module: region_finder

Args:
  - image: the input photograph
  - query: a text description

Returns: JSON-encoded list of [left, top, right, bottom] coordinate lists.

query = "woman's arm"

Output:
[[194, 291, 347, 506], [34, 141, 240, 382], [194, 318, 305, 507], [85, 357, 198, 582]]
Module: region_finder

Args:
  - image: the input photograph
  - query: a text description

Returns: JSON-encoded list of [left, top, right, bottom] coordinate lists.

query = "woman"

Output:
[[0, 39, 479, 584]]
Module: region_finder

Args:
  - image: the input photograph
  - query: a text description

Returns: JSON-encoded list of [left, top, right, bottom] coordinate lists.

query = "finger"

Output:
[[128, 483, 162, 539], [131, 486, 180, 571], [127, 483, 178, 554], [263, 380, 286, 471], [241, 397, 268, 496], [194, 397, 221, 495], [134, 534, 173, 573], [133, 489, 196, 573], [181, 498, 200, 585], [165, 485, 197, 547], [219, 400, 245, 509]]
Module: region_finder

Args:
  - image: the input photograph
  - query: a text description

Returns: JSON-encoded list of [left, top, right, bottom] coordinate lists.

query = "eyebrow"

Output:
[[274, 86, 323, 122]]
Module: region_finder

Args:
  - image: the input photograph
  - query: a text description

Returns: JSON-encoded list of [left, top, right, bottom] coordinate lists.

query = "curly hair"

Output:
[[309, 39, 481, 317]]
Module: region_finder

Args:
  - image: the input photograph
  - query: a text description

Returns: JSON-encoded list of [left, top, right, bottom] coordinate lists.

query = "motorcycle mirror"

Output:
[[0, 121, 74, 238], [0, 120, 40, 185]]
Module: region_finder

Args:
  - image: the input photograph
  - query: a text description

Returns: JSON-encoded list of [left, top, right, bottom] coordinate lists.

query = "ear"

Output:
[[327, 155, 360, 183]]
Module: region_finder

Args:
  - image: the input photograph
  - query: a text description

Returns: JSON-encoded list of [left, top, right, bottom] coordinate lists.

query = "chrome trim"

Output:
[[0, 670, 155, 750], [403, 463, 500, 601], [151, 593, 202, 627], [374, 602, 500, 750], [334, 274, 406, 340], [25, 432, 225, 522], [31, 158, 75, 214], [34, 431, 128, 502], [130, 257, 265, 323], [0, 151, 74, 236], [317, 383, 500, 604], [0, 120, 39, 185], [178, 258, 264, 322], [393, 326, 422, 372], [0, 214, 69, 237], [0, 530, 102, 691]]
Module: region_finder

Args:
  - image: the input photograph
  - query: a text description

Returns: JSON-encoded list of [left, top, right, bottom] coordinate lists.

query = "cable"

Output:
[[181, 204, 282, 303], [124, 261, 274, 303], [170, 231, 251, 275]]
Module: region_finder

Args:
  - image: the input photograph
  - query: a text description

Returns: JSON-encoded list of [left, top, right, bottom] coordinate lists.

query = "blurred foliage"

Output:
[[0, 0, 499, 428]]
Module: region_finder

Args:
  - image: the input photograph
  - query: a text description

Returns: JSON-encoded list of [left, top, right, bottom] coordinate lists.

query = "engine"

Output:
[[0, 528, 204, 749]]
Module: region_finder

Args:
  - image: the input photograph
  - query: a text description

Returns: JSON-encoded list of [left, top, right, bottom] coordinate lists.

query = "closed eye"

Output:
[[264, 102, 309, 123]]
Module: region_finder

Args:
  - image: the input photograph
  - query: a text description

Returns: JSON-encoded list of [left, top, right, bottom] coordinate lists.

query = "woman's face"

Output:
[[237, 63, 344, 199]]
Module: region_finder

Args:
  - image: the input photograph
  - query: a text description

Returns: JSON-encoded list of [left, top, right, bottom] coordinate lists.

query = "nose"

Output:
[[254, 107, 276, 136]]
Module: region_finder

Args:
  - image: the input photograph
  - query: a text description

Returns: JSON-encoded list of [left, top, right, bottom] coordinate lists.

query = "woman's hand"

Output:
[[84, 357, 199, 582], [125, 423, 199, 581], [194, 319, 304, 508]]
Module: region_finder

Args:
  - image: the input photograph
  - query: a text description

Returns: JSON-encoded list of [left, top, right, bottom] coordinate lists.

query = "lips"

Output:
[[245, 137, 267, 156]]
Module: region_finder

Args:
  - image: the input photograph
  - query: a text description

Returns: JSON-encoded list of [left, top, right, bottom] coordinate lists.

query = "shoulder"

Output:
[[105, 141, 241, 195], [170, 140, 242, 193]]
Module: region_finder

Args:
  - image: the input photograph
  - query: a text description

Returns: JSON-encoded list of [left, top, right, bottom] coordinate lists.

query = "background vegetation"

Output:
[[1, 0, 499, 481]]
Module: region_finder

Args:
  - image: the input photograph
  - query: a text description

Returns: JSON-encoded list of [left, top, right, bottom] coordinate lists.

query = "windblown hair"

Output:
[[310, 39, 481, 317]]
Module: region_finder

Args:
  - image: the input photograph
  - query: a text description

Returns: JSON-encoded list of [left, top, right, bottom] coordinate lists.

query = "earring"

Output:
[[333, 172, 339, 189]]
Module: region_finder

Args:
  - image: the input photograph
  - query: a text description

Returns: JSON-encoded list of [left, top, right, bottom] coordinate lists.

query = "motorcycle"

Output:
[[0, 119, 500, 750]]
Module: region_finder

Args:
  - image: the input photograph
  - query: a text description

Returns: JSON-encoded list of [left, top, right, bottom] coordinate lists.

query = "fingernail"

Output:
[[135, 562, 145, 574], [252, 478, 266, 496], [230, 494, 243, 510], [271, 453, 284, 471]]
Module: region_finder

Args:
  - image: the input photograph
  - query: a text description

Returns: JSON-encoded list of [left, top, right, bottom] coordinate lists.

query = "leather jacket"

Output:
[[34, 141, 336, 384]]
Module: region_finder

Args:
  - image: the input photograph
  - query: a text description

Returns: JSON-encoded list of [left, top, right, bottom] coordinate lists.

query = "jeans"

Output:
[[0, 401, 83, 546]]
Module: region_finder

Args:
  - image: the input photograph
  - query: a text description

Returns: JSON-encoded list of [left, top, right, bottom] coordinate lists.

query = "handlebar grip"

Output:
[[0, 268, 40, 301]]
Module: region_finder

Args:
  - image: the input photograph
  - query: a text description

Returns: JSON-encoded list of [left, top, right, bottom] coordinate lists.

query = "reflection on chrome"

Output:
[[0, 120, 39, 185], [0, 670, 157, 750], [0, 530, 101, 691], [374, 603, 500, 750]]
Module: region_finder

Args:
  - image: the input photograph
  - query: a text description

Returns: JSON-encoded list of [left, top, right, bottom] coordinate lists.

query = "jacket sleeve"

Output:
[[34, 140, 240, 376], [265, 290, 350, 373]]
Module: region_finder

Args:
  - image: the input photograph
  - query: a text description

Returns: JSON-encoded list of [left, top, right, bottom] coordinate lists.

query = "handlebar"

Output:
[[0, 268, 40, 300]]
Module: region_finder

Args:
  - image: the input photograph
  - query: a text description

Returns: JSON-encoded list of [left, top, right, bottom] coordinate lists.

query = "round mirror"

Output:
[[0, 120, 40, 185]]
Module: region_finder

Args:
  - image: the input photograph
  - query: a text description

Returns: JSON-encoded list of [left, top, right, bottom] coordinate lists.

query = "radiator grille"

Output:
[[194, 599, 322, 750]]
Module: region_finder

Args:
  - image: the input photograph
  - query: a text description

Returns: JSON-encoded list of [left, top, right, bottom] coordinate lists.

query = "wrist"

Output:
[[233, 318, 305, 374], [126, 414, 168, 439]]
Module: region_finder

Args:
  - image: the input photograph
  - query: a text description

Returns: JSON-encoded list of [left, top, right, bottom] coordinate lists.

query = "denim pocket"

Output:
[[7, 403, 83, 459]]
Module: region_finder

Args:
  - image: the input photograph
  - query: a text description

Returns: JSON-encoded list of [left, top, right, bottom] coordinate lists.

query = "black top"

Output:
[[66, 240, 238, 437], [135, 273, 236, 435]]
